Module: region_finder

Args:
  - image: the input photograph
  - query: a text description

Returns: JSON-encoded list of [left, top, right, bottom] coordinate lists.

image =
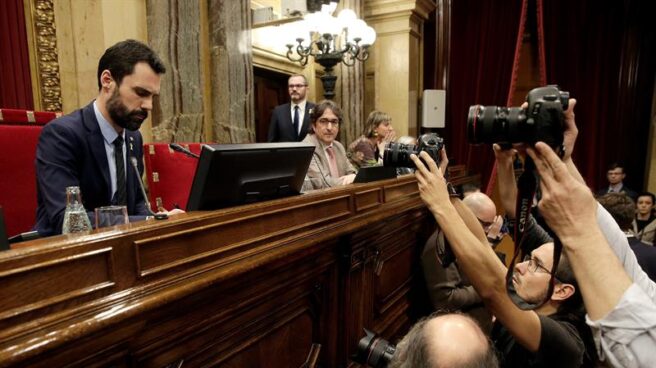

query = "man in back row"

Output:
[[35, 39, 182, 236], [267, 74, 315, 142]]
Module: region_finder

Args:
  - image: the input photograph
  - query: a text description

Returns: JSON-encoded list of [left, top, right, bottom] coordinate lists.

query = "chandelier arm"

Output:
[[341, 54, 356, 67]]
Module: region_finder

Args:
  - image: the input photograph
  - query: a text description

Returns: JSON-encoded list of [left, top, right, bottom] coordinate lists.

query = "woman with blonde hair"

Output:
[[347, 110, 395, 169]]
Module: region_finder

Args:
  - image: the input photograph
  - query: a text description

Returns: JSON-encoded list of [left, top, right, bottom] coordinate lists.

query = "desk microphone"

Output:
[[169, 143, 200, 159], [130, 156, 168, 220]]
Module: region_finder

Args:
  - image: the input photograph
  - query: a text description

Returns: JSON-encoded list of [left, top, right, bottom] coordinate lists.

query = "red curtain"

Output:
[[539, 0, 656, 191], [444, 0, 526, 191], [0, 0, 34, 110]]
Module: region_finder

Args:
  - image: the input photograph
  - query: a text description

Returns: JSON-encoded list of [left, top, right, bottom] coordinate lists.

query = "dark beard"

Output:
[[106, 89, 148, 131]]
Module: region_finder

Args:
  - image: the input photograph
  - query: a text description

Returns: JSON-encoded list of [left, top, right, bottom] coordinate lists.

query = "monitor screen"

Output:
[[186, 142, 315, 211]]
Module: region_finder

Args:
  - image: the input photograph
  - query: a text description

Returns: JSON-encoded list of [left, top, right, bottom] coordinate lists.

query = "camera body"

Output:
[[467, 85, 569, 148], [383, 133, 444, 168]]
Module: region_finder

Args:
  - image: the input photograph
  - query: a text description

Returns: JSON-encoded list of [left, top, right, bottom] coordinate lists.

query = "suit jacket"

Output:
[[302, 134, 356, 190], [596, 185, 638, 201], [627, 236, 656, 281], [34, 102, 148, 236], [267, 101, 315, 142], [632, 217, 656, 245], [421, 230, 492, 333]]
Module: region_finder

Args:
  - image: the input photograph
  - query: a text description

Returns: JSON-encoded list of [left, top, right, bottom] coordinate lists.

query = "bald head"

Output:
[[426, 314, 492, 367], [462, 192, 497, 223], [389, 314, 498, 368]]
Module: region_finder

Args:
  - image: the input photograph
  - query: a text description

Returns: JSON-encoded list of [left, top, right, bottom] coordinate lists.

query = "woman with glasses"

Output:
[[302, 100, 356, 190], [346, 110, 396, 169]]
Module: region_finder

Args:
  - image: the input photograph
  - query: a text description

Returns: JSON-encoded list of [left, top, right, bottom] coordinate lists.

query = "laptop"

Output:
[[353, 166, 397, 184]]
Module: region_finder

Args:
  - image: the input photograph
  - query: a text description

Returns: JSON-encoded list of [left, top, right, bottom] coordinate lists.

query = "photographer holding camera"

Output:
[[411, 147, 593, 367], [409, 88, 608, 367]]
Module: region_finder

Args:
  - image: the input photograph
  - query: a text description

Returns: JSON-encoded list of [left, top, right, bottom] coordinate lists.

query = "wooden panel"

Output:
[[134, 195, 351, 277], [0, 247, 114, 325], [0, 175, 477, 367], [354, 188, 383, 213]]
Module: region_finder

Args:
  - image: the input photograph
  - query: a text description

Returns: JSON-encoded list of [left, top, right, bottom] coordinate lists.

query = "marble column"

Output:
[[207, 0, 255, 143], [335, 0, 366, 147], [364, 0, 436, 138], [147, 0, 254, 143]]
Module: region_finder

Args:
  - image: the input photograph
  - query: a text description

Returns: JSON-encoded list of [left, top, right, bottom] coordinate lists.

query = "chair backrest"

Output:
[[0, 108, 61, 237], [143, 143, 203, 212]]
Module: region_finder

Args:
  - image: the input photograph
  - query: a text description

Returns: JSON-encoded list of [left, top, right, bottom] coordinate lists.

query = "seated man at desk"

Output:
[[303, 100, 356, 189], [34, 39, 182, 236]]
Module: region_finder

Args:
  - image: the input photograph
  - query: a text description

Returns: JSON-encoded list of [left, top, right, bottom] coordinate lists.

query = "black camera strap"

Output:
[[505, 155, 562, 310]]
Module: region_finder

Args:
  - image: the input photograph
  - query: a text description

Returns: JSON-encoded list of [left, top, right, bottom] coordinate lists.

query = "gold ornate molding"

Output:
[[24, 0, 62, 112]]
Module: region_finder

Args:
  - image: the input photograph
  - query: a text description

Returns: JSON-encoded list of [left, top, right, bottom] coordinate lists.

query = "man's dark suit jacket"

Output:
[[267, 101, 315, 142], [628, 236, 656, 281], [596, 186, 638, 201], [34, 102, 149, 236]]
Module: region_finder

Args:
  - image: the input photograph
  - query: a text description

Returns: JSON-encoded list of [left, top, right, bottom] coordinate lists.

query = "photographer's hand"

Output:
[[527, 142, 596, 242], [411, 151, 450, 214], [439, 144, 449, 175], [528, 141, 632, 321], [562, 98, 578, 162]]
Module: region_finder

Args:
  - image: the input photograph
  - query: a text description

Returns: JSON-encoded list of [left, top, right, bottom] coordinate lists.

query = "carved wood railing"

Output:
[[0, 174, 476, 367]]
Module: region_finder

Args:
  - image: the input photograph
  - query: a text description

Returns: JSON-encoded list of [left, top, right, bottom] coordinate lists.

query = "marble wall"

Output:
[[147, 0, 254, 144]]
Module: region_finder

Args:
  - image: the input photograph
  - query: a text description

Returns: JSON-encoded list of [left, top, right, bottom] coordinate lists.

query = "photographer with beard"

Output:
[[34, 40, 183, 236]]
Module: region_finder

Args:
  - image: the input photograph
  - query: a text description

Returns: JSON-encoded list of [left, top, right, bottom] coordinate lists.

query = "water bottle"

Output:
[[62, 186, 92, 234]]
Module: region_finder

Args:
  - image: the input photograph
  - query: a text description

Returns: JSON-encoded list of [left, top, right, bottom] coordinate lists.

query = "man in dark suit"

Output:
[[267, 74, 315, 142], [597, 193, 656, 281], [596, 162, 638, 200], [35, 40, 182, 236]]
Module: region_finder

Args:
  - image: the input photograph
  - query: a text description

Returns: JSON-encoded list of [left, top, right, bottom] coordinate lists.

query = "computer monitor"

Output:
[[186, 142, 315, 211]]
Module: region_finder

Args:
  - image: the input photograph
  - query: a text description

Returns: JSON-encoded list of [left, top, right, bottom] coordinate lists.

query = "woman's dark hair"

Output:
[[97, 39, 166, 90]]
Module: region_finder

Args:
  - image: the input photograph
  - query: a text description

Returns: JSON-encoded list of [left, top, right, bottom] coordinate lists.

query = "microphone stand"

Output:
[[169, 143, 200, 159], [130, 157, 168, 220]]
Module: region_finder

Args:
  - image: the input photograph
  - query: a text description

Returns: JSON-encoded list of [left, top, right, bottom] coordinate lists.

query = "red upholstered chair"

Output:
[[143, 143, 203, 212], [0, 108, 61, 237]]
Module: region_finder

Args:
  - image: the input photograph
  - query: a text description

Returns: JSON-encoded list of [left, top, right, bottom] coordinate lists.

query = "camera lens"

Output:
[[383, 142, 415, 168], [467, 105, 526, 145], [353, 329, 396, 368]]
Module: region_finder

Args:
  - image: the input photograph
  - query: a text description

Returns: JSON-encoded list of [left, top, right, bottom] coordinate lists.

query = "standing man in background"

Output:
[[596, 162, 638, 200], [267, 74, 315, 142]]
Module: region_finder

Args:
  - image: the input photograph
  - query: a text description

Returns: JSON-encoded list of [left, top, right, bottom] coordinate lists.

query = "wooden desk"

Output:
[[0, 175, 444, 367]]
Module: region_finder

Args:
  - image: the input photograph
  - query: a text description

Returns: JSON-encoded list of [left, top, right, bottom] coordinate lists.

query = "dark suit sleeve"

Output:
[[421, 231, 483, 310], [267, 108, 279, 142], [35, 122, 86, 234]]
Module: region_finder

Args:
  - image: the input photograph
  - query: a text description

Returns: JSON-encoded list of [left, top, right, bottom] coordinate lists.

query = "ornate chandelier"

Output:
[[284, 4, 376, 99]]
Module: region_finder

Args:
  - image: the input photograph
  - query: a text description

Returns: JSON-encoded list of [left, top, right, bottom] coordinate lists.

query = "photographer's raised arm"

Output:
[[411, 152, 544, 352], [493, 144, 519, 218], [527, 143, 632, 319]]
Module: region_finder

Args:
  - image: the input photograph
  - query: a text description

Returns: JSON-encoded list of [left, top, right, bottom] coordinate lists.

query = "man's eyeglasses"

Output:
[[317, 118, 340, 127], [522, 254, 552, 274], [288, 84, 307, 89]]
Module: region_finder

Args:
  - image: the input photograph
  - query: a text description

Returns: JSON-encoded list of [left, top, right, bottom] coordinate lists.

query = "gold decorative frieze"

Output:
[[24, 0, 62, 112]]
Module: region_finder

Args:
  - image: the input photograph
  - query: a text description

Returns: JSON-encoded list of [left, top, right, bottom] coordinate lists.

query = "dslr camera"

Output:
[[352, 329, 396, 368], [383, 133, 444, 168], [467, 85, 569, 148]]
